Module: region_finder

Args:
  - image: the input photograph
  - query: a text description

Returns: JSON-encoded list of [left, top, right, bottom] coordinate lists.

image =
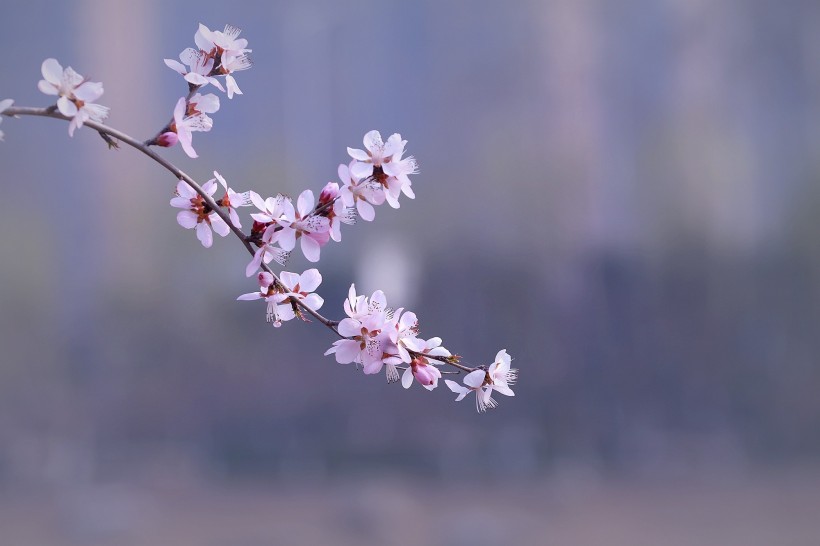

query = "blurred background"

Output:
[[1, 0, 820, 544]]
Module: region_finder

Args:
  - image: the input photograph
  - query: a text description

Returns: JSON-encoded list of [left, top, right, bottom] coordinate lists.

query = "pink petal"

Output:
[[196, 222, 213, 248], [301, 236, 320, 262], [176, 210, 198, 229], [299, 269, 322, 292]]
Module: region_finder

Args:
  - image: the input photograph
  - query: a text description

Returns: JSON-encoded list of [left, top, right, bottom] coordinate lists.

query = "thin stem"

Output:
[[2, 106, 472, 370]]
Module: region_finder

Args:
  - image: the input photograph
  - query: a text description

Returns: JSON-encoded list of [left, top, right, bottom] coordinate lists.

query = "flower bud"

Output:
[[318, 182, 340, 206], [258, 271, 274, 289], [156, 131, 179, 147], [411, 358, 436, 386]]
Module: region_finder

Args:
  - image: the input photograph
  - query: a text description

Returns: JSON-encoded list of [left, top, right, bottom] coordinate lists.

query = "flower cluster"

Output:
[[156, 23, 252, 157], [342, 130, 419, 220], [445, 350, 517, 412], [3, 22, 518, 414], [325, 285, 451, 387], [37, 59, 109, 137]]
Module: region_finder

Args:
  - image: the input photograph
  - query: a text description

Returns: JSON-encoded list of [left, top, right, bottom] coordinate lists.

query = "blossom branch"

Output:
[[0, 22, 517, 412], [2, 105, 342, 333]]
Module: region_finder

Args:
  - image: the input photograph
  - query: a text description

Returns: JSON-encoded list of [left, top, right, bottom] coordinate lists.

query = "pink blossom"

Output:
[[276, 190, 330, 263], [164, 48, 225, 92], [347, 130, 405, 179], [38, 58, 109, 137], [170, 179, 229, 248], [338, 161, 385, 222], [237, 269, 323, 327]]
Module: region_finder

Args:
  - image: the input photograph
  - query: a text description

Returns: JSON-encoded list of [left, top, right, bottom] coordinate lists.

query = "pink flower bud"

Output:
[[156, 131, 179, 147], [412, 359, 436, 386], [258, 271, 274, 289], [318, 182, 340, 206]]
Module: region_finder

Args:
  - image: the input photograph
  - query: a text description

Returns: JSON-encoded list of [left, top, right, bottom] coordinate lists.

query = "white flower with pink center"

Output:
[[237, 269, 323, 327], [444, 350, 516, 412], [347, 130, 405, 179], [164, 48, 225, 92], [338, 161, 385, 222], [325, 287, 388, 366], [196, 24, 251, 60], [276, 190, 330, 263], [487, 349, 517, 397], [170, 179, 229, 248], [37, 58, 110, 137]]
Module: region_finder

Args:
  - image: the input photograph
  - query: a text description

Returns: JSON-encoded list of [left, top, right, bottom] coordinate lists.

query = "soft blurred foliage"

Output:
[[1, 0, 819, 543]]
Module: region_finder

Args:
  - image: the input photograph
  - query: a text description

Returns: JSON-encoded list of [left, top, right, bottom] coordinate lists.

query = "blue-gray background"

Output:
[[1, 0, 820, 544]]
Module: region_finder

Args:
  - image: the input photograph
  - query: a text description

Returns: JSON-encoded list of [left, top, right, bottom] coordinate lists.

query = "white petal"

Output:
[[350, 161, 373, 179], [363, 130, 383, 153], [164, 58, 187, 74], [211, 215, 230, 237], [176, 210, 198, 229], [301, 236, 321, 262], [347, 147, 370, 161], [463, 370, 486, 389], [492, 384, 515, 397], [41, 58, 63, 85], [357, 200, 375, 221], [299, 269, 322, 292], [57, 97, 77, 117], [401, 367, 414, 389], [196, 222, 213, 248], [302, 293, 323, 311], [297, 190, 314, 216]]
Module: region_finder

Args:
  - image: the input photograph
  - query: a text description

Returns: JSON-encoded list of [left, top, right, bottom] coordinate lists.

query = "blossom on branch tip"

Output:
[[237, 269, 323, 327], [37, 58, 109, 137], [0, 99, 13, 141], [444, 350, 516, 412], [170, 179, 229, 248]]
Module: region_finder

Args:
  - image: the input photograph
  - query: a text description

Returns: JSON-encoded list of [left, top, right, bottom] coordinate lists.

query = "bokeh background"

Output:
[[1, 0, 820, 544]]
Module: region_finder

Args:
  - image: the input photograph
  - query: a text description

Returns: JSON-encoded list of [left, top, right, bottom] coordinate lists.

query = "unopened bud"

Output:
[[258, 271, 274, 289], [412, 359, 435, 386], [318, 182, 340, 205], [156, 131, 179, 147]]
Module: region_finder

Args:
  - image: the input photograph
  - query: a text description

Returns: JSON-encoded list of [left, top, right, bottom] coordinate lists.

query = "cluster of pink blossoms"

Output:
[[3, 22, 518, 413], [325, 285, 451, 388], [155, 24, 252, 157]]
